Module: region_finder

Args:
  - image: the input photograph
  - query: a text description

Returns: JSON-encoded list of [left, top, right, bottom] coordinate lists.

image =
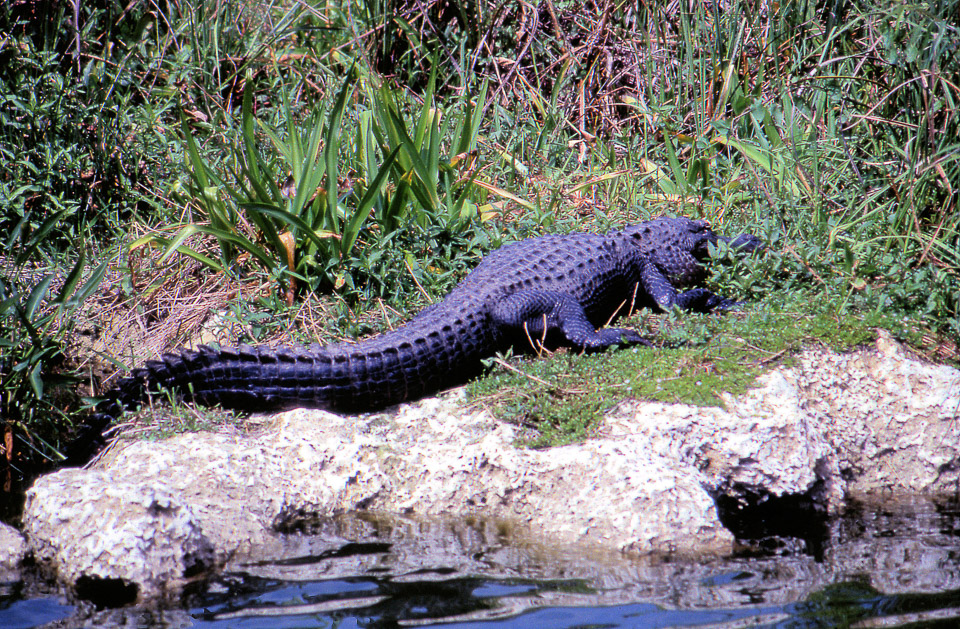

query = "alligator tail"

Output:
[[68, 330, 486, 462], [88, 343, 362, 420], [69, 344, 330, 463]]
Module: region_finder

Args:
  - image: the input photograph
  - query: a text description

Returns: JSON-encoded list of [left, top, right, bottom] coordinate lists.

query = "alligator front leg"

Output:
[[674, 288, 739, 312], [641, 262, 739, 313], [492, 290, 648, 350]]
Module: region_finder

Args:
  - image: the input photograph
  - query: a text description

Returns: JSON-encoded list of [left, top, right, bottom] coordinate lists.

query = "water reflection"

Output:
[[189, 575, 792, 628], [184, 498, 960, 628], [0, 596, 75, 629], [4, 497, 960, 627]]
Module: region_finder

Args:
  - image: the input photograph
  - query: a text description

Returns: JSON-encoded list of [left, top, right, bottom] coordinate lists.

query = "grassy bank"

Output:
[[1, 0, 957, 474]]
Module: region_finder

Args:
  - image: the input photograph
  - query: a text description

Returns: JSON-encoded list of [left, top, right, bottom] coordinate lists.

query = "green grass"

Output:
[[1, 0, 958, 473], [114, 397, 251, 443]]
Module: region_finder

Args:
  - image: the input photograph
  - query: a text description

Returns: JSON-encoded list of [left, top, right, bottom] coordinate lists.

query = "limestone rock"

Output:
[[273, 400, 733, 554], [798, 332, 960, 497], [606, 367, 840, 509], [23, 468, 214, 601], [0, 521, 26, 581]]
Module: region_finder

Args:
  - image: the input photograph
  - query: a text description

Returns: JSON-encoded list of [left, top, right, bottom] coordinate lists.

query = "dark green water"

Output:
[[4, 499, 960, 628]]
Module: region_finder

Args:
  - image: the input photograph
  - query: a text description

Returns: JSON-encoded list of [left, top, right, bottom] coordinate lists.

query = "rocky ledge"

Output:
[[14, 331, 960, 601]]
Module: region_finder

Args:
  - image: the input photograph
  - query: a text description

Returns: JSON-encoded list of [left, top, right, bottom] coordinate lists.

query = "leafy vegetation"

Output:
[[154, 61, 487, 302], [1, 224, 106, 472], [1, 0, 957, 472]]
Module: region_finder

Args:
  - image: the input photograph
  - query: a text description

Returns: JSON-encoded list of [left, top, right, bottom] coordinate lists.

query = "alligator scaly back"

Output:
[[75, 217, 762, 460]]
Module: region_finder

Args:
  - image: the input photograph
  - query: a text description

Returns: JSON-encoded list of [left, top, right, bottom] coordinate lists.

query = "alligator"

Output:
[[78, 217, 761, 453]]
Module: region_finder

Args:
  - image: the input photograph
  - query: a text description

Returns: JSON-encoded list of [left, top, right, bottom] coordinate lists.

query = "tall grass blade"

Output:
[[342, 146, 403, 253]]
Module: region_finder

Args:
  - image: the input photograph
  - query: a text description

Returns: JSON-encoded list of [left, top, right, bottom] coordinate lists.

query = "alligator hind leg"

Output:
[[492, 290, 649, 350]]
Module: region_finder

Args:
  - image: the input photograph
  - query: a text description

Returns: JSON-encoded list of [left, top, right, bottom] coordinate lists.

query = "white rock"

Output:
[[0, 521, 26, 581], [23, 468, 214, 599]]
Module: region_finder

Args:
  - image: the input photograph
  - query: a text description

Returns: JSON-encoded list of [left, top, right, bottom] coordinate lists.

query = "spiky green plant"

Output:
[[149, 59, 488, 299]]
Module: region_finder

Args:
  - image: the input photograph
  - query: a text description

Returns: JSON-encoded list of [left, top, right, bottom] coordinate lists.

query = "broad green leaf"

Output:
[[182, 119, 210, 190], [662, 132, 686, 194], [131, 230, 225, 272], [53, 249, 84, 306], [29, 362, 44, 399], [16, 209, 67, 265], [713, 136, 802, 197], [24, 275, 53, 321], [74, 262, 108, 304], [324, 71, 358, 232]]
